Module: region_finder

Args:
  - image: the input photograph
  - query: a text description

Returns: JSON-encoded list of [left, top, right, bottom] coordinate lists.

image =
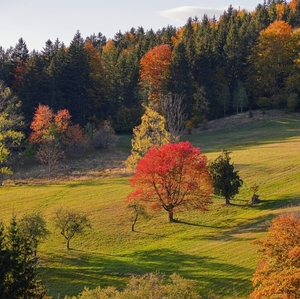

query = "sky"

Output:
[[1, 0, 262, 52]]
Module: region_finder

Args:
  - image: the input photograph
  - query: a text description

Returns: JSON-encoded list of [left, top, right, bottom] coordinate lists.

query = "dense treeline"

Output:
[[1, 0, 300, 134]]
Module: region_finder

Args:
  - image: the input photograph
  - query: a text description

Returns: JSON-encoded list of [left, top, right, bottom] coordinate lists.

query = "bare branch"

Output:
[[159, 93, 187, 142]]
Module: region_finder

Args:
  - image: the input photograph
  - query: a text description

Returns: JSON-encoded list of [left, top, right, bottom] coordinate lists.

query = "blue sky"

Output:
[[1, 0, 262, 52]]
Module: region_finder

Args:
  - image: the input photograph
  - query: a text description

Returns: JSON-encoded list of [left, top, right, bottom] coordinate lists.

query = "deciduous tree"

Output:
[[54, 208, 91, 250], [248, 20, 293, 99], [125, 106, 170, 171], [127, 141, 213, 222], [127, 202, 150, 232], [29, 105, 88, 166], [29, 104, 54, 144], [209, 150, 243, 205], [251, 213, 300, 299], [139, 44, 172, 103]]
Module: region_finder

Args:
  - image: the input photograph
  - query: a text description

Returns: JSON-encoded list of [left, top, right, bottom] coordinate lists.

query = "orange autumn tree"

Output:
[[126, 141, 213, 222], [139, 44, 172, 103], [54, 108, 88, 148], [251, 213, 300, 299], [289, 0, 297, 12], [29, 104, 54, 144], [30, 104, 87, 147]]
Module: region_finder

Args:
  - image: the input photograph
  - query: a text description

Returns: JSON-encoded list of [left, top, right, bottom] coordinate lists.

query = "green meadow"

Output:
[[0, 111, 300, 298]]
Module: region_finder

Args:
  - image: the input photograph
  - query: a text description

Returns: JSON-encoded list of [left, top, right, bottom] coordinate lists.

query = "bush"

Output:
[[65, 272, 201, 299], [89, 121, 117, 150]]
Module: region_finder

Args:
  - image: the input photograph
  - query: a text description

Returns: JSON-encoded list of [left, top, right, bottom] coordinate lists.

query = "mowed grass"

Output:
[[1, 112, 300, 298]]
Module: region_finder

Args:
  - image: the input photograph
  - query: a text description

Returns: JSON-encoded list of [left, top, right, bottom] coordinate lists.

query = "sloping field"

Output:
[[0, 110, 300, 298]]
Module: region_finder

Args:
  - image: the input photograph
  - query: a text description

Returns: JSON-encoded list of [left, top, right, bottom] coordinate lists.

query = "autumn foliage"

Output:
[[29, 104, 54, 144], [127, 141, 213, 222], [248, 20, 294, 97], [139, 44, 172, 102], [29, 104, 88, 148], [251, 213, 300, 299]]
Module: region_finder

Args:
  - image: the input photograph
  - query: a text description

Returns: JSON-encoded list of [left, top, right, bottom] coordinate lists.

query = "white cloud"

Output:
[[158, 6, 254, 22]]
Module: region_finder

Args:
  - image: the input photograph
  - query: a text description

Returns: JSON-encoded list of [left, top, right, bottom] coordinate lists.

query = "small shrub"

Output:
[[65, 272, 201, 299]]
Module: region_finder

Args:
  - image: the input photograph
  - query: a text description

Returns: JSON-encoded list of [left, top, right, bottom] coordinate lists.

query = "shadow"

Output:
[[41, 247, 253, 298], [251, 196, 300, 211], [173, 219, 227, 229], [131, 230, 164, 237]]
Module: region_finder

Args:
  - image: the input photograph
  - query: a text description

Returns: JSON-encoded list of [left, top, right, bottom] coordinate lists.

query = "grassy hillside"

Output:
[[0, 110, 300, 298]]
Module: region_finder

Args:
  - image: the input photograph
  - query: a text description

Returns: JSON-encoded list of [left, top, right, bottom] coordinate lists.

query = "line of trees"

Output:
[[1, 0, 300, 136]]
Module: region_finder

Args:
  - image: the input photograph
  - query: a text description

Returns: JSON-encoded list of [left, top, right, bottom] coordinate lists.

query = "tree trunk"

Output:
[[66, 238, 70, 250], [168, 208, 174, 222], [225, 197, 231, 205], [132, 213, 138, 232]]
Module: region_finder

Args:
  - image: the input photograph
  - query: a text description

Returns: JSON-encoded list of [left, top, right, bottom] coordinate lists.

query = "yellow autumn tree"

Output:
[[248, 20, 293, 99], [125, 106, 170, 171]]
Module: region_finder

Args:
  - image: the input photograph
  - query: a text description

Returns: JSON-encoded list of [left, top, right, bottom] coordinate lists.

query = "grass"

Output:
[[1, 112, 300, 298]]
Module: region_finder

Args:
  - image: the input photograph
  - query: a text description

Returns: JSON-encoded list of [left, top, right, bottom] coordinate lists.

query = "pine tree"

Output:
[[209, 150, 243, 205], [166, 42, 193, 114], [62, 31, 91, 126], [3, 216, 46, 299], [0, 81, 24, 183]]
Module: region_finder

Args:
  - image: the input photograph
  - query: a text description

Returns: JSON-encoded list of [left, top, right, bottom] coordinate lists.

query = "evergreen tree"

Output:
[[12, 38, 29, 64], [218, 84, 231, 116], [166, 42, 193, 114], [62, 31, 91, 126], [0, 222, 8, 295], [209, 150, 243, 205], [0, 81, 24, 183], [2, 216, 46, 299]]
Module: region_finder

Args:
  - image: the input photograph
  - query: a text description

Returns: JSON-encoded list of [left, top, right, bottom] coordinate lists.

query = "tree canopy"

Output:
[[251, 213, 300, 299], [127, 141, 213, 222], [209, 150, 243, 205], [2, 3, 300, 134]]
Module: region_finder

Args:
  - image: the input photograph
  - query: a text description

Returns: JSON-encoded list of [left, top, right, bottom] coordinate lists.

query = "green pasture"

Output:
[[0, 112, 300, 298]]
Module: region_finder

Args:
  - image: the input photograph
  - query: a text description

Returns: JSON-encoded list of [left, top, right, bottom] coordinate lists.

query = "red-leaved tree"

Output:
[[30, 104, 88, 149], [251, 213, 300, 299], [126, 141, 213, 222]]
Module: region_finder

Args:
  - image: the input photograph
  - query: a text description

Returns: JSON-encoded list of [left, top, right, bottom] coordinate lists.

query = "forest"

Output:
[[1, 0, 300, 136], [1, 1, 300, 297]]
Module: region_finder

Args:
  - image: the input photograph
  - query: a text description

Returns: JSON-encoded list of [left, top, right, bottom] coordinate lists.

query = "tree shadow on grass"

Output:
[[131, 230, 165, 237], [41, 247, 253, 299], [172, 219, 227, 229], [251, 196, 300, 211]]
